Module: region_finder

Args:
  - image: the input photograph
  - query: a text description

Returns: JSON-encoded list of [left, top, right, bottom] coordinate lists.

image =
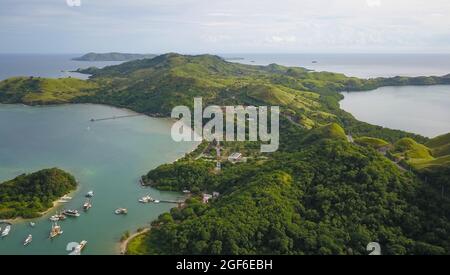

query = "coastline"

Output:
[[1, 189, 77, 225], [119, 227, 151, 255]]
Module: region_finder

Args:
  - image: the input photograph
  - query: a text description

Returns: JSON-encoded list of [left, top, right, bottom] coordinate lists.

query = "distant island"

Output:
[[72, 52, 157, 62], [0, 168, 77, 219]]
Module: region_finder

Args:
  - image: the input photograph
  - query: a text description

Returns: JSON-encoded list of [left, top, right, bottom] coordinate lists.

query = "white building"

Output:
[[228, 152, 242, 163]]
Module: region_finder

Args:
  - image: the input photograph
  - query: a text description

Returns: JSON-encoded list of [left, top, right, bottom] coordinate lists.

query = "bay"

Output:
[[0, 104, 198, 255]]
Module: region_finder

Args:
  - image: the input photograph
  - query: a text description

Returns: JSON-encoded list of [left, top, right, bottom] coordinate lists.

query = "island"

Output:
[[0, 53, 449, 254], [0, 168, 77, 219], [72, 52, 157, 62]]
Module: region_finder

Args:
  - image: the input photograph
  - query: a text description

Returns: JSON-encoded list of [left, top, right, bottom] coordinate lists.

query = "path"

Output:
[[119, 227, 150, 255]]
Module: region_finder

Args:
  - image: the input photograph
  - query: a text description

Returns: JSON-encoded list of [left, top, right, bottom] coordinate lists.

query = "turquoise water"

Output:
[[340, 85, 450, 138], [0, 104, 198, 255]]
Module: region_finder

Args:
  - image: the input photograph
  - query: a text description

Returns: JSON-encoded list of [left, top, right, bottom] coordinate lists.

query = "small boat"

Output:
[[83, 199, 92, 211], [69, 240, 87, 255], [63, 209, 80, 217], [312, 60, 318, 63], [58, 195, 72, 203], [86, 190, 94, 198], [1, 225, 11, 237], [154, 200, 160, 203], [29, 222, 36, 227], [50, 212, 67, 221], [24, 234, 32, 246], [182, 190, 191, 194], [49, 223, 63, 239], [138, 195, 153, 203], [114, 208, 128, 215]]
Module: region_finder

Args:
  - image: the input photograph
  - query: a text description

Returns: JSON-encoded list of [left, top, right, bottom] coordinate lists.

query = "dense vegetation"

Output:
[[0, 53, 449, 254], [0, 168, 77, 219], [136, 131, 450, 255]]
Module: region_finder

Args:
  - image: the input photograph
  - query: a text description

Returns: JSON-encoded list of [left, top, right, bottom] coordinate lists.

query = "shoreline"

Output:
[[119, 227, 151, 255], [1, 189, 78, 225]]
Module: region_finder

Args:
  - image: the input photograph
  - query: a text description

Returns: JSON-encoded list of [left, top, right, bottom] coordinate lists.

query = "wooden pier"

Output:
[[90, 114, 143, 122]]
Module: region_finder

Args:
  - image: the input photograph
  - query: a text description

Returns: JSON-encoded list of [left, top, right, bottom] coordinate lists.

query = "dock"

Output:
[[90, 114, 143, 122]]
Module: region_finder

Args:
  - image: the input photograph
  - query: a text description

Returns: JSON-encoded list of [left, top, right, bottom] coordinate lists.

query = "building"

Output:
[[228, 152, 243, 163], [202, 193, 213, 204]]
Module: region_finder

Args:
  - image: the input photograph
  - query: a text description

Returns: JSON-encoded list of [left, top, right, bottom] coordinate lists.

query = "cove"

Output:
[[340, 85, 450, 138], [0, 103, 198, 255]]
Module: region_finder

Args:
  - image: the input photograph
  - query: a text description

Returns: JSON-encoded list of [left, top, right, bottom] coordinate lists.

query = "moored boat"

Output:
[[83, 199, 92, 211], [114, 208, 128, 215], [49, 223, 63, 239], [138, 195, 153, 203], [24, 234, 32, 246], [1, 225, 11, 237], [50, 212, 67, 221], [86, 190, 94, 198], [63, 209, 80, 217], [69, 240, 88, 255]]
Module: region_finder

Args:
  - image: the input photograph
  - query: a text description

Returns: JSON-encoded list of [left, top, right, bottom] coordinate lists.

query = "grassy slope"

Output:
[[355, 137, 390, 149], [0, 77, 97, 105]]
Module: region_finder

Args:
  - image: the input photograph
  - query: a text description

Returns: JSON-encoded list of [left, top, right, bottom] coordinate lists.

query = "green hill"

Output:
[[300, 123, 347, 145], [354, 137, 390, 149], [393, 138, 433, 161], [426, 133, 450, 157], [0, 168, 77, 219]]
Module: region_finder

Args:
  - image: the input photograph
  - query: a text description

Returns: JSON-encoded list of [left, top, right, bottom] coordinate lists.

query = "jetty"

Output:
[[90, 114, 143, 122]]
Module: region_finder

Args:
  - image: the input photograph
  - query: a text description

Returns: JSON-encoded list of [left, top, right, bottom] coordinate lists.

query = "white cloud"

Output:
[[269, 35, 297, 43], [366, 0, 381, 8]]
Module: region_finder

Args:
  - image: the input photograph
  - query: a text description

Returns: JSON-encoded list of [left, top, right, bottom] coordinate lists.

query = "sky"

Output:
[[0, 0, 449, 54]]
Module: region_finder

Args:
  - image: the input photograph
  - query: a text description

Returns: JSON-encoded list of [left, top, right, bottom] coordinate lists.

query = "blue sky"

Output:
[[0, 0, 449, 54]]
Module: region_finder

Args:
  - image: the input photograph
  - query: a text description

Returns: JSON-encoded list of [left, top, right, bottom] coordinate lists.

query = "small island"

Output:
[[72, 52, 157, 62], [0, 168, 77, 219]]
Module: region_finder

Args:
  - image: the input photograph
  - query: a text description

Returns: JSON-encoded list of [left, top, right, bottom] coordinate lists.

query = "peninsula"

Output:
[[72, 52, 157, 62]]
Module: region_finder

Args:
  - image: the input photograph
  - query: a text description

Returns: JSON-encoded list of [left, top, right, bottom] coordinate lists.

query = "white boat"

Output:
[[49, 223, 63, 239], [29, 222, 36, 227], [154, 200, 160, 203], [58, 195, 72, 203], [138, 195, 153, 203], [63, 209, 80, 217], [50, 212, 67, 221], [86, 191, 94, 198], [114, 208, 128, 215], [83, 199, 92, 211], [24, 234, 32, 246], [69, 240, 88, 255], [2, 225, 11, 237]]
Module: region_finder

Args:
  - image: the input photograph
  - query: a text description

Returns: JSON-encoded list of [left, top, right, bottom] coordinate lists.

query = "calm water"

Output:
[[0, 104, 198, 255], [340, 85, 450, 138], [0, 54, 123, 81], [224, 53, 450, 78]]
